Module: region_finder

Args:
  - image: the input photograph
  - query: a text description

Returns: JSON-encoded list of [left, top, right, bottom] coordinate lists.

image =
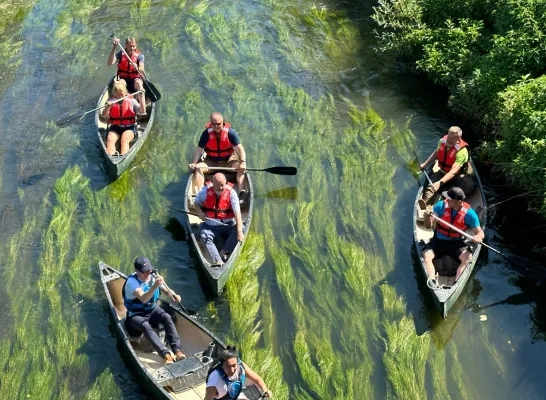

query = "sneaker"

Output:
[[174, 349, 186, 361], [418, 199, 427, 210], [164, 353, 174, 365], [238, 190, 249, 205]]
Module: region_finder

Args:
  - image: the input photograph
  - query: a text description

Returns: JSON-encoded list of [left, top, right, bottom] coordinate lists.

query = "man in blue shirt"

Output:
[[423, 187, 484, 285], [123, 256, 186, 365]]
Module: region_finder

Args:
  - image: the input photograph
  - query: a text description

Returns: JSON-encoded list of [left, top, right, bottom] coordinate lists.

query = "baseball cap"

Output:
[[442, 187, 465, 201], [134, 256, 154, 272]]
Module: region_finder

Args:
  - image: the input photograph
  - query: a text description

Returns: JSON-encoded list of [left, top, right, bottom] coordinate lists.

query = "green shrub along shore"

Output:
[[373, 0, 546, 216]]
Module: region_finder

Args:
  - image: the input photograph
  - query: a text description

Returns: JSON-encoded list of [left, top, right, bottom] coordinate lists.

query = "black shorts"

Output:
[[422, 236, 469, 260], [108, 125, 136, 135], [124, 78, 143, 93]]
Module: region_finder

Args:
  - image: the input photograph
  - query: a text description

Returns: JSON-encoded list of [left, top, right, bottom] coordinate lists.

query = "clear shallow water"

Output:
[[0, 0, 545, 399]]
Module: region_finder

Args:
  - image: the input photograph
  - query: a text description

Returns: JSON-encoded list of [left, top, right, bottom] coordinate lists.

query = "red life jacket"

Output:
[[109, 98, 136, 126], [204, 122, 234, 159], [117, 50, 141, 80], [201, 182, 235, 219], [437, 135, 469, 173], [437, 200, 470, 238]]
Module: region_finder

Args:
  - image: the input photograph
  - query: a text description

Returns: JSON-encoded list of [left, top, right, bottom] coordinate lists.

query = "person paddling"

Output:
[[418, 126, 475, 209], [122, 256, 186, 365], [205, 345, 272, 400], [189, 112, 249, 204], [423, 187, 485, 285]]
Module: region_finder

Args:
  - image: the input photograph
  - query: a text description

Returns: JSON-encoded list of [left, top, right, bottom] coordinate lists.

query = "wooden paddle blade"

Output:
[[143, 80, 161, 102], [261, 166, 297, 175]]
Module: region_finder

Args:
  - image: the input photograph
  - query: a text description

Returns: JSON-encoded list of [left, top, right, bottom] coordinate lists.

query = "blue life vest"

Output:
[[208, 359, 246, 399], [122, 273, 160, 313]]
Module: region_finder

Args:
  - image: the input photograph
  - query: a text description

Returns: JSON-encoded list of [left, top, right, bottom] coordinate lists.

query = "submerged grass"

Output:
[[0, 0, 515, 399]]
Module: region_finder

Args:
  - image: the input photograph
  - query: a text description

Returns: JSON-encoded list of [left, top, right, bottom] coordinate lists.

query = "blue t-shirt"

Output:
[[433, 201, 480, 240], [198, 128, 241, 160]]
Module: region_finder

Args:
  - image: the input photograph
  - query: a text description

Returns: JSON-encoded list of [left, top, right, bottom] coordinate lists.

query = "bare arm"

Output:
[[190, 146, 205, 166], [468, 226, 485, 243], [233, 144, 246, 162], [242, 362, 271, 397], [204, 386, 217, 400], [440, 163, 462, 184], [420, 149, 438, 170], [133, 279, 161, 304], [108, 42, 118, 65], [101, 103, 113, 118]]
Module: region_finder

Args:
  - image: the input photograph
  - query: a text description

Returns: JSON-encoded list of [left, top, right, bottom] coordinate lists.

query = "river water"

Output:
[[0, 0, 545, 399]]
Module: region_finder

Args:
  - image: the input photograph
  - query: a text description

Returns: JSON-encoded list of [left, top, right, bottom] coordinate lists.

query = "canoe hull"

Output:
[[412, 159, 487, 318], [94, 76, 156, 179], [181, 171, 254, 296]]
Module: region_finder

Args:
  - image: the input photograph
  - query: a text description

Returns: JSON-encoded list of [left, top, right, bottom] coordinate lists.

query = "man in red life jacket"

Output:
[[418, 126, 475, 209], [108, 37, 145, 97], [193, 173, 245, 266], [423, 187, 484, 286], [189, 112, 249, 204]]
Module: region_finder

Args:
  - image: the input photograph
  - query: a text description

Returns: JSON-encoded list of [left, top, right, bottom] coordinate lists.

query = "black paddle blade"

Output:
[[143, 80, 161, 102], [261, 166, 297, 175]]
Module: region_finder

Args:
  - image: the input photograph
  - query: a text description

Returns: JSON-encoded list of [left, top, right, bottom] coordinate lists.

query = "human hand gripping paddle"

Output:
[[55, 90, 144, 127], [412, 150, 435, 187], [111, 34, 161, 102], [151, 271, 197, 316]]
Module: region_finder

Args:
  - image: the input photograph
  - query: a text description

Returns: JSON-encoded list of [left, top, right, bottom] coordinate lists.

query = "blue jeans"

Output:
[[127, 306, 181, 356], [200, 221, 238, 263]]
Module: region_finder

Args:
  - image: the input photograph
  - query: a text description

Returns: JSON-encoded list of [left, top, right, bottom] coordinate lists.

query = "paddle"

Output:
[[170, 207, 230, 226], [205, 165, 297, 175], [56, 91, 143, 127], [111, 34, 161, 102], [151, 271, 198, 316], [428, 213, 505, 257], [412, 150, 434, 186]]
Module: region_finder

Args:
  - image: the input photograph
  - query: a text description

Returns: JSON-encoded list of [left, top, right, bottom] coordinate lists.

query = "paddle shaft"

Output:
[[430, 214, 501, 255], [111, 34, 160, 101], [204, 165, 297, 175], [412, 150, 435, 187], [57, 91, 142, 126], [170, 207, 230, 226], [151, 272, 196, 316]]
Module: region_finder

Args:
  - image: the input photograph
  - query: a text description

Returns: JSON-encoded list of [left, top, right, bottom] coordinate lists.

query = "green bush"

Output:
[[373, 0, 546, 214]]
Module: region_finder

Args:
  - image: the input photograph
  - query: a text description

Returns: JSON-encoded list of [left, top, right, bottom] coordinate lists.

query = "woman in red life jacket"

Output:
[[101, 79, 146, 155], [188, 112, 249, 203], [422, 187, 484, 285], [107, 36, 145, 95], [417, 126, 476, 209]]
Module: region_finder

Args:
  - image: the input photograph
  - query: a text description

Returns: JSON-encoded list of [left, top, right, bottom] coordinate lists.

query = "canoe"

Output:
[[412, 158, 487, 318], [181, 171, 253, 296], [99, 262, 264, 399], [95, 76, 156, 179]]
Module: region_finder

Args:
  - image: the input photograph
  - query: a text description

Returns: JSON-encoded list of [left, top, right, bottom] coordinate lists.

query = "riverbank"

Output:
[[372, 0, 546, 225]]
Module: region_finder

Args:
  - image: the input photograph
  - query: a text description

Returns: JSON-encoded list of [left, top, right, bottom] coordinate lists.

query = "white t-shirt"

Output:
[[206, 368, 248, 399]]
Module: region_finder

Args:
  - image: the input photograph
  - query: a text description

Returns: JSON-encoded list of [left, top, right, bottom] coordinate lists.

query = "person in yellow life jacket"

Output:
[[107, 37, 145, 96], [193, 173, 245, 266], [101, 79, 146, 155], [423, 187, 484, 286], [189, 112, 249, 204], [418, 126, 475, 209]]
